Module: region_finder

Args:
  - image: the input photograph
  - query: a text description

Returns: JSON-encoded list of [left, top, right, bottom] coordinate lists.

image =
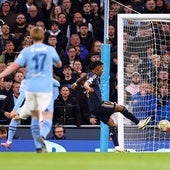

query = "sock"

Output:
[[31, 118, 41, 149], [7, 119, 21, 143], [110, 127, 119, 147], [121, 107, 139, 125], [40, 119, 52, 139]]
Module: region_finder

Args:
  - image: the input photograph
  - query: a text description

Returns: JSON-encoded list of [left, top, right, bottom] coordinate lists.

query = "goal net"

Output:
[[117, 14, 170, 152]]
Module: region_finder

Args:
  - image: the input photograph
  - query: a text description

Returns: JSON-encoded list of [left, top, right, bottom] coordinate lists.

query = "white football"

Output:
[[158, 120, 170, 132]]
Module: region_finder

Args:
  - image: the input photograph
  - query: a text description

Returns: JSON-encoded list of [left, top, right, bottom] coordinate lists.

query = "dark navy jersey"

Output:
[[86, 72, 103, 112]]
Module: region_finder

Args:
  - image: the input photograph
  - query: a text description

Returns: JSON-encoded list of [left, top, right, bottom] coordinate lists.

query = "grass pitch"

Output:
[[1, 152, 170, 170]]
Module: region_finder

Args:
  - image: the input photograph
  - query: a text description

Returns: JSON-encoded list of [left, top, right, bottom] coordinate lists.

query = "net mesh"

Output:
[[122, 18, 170, 152]]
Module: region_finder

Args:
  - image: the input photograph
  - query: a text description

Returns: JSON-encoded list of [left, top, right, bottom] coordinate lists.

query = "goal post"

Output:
[[118, 14, 170, 152]]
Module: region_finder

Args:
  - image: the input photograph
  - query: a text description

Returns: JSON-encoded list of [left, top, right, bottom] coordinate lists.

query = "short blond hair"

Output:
[[30, 26, 44, 41]]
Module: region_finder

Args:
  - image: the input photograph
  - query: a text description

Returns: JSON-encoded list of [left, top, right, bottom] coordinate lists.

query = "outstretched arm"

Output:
[[0, 62, 20, 79]]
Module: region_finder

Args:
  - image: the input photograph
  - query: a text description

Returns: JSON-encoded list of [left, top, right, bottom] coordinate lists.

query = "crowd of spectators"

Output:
[[0, 0, 170, 127]]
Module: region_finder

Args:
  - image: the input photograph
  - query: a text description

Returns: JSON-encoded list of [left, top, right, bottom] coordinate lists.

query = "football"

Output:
[[158, 120, 170, 132]]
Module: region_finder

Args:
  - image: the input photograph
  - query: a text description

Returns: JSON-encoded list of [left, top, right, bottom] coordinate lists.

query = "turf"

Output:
[[1, 152, 170, 170]]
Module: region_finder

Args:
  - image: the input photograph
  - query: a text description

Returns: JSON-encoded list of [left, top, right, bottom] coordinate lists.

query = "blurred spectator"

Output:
[[17, 32, 33, 51], [47, 35, 64, 58], [155, 0, 170, 13], [156, 81, 170, 123], [132, 0, 145, 13], [66, 12, 93, 44], [143, 0, 157, 13], [0, 24, 15, 55], [158, 68, 169, 86], [68, 34, 89, 68], [57, 12, 69, 36], [149, 54, 162, 86], [108, 23, 117, 52], [47, 20, 68, 51], [90, 1, 100, 26], [0, 125, 7, 139], [90, 40, 101, 54], [10, 13, 27, 39], [128, 52, 142, 71], [124, 62, 136, 86], [81, 1, 93, 24], [53, 85, 82, 126], [125, 71, 141, 98], [35, 20, 49, 44], [0, 74, 13, 99], [16, 0, 36, 15], [13, 70, 25, 83], [0, 40, 17, 64], [62, 45, 77, 68], [85, 52, 100, 73], [93, 8, 104, 42], [60, 0, 76, 23], [0, 1, 16, 28], [50, 124, 67, 140], [50, 5, 62, 22], [71, 60, 83, 81], [60, 64, 75, 88], [108, 5, 119, 26], [131, 80, 156, 123], [41, 0, 55, 27], [25, 22, 35, 34], [0, 81, 20, 125], [122, 1, 134, 14], [78, 22, 93, 52], [164, 0, 170, 9], [26, 5, 45, 24]]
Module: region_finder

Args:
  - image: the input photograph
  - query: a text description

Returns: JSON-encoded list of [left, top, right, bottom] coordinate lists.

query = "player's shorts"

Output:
[[17, 104, 30, 120], [92, 101, 116, 124], [25, 91, 52, 112]]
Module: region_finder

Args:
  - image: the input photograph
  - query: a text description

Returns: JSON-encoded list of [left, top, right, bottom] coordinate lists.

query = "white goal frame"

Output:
[[117, 14, 170, 151]]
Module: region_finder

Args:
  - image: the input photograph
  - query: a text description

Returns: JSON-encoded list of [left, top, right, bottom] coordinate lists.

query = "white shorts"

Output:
[[17, 104, 31, 120], [25, 91, 52, 112]]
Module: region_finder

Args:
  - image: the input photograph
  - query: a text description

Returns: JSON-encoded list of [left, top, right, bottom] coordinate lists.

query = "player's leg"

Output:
[[114, 103, 151, 129], [37, 92, 52, 139], [94, 105, 125, 152], [25, 92, 43, 152], [40, 111, 53, 139], [1, 118, 21, 149], [36, 92, 52, 152]]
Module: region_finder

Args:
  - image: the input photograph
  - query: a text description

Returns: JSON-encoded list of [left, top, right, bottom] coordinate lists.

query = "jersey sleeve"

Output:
[[52, 78, 60, 87], [14, 49, 26, 67]]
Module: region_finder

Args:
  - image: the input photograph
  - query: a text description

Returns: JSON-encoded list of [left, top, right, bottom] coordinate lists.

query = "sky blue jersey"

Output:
[[15, 43, 61, 93]]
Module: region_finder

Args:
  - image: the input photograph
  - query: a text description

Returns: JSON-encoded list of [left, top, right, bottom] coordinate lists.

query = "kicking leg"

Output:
[[114, 103, 151, 129]]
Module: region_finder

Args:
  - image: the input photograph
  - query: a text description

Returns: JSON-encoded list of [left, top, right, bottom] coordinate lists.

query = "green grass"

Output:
[[1, 152, 170, 170]]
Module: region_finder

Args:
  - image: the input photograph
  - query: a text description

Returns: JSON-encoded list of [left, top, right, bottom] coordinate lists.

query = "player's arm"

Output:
[[0, 62, 20, 79], [84, 77, 95, 94], [54, 60, 62, 68], [71, 73, 87, 90], [52, 78, 60, 87]]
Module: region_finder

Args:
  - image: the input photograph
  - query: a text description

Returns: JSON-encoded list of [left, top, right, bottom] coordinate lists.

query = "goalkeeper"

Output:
[[72, 61, 151, 151], [1, 78, 60, 150]]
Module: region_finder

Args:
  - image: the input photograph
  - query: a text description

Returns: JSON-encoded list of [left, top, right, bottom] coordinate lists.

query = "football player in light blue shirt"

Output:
[[1, 78, 60, 149], [0, 27, 62, 152]]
